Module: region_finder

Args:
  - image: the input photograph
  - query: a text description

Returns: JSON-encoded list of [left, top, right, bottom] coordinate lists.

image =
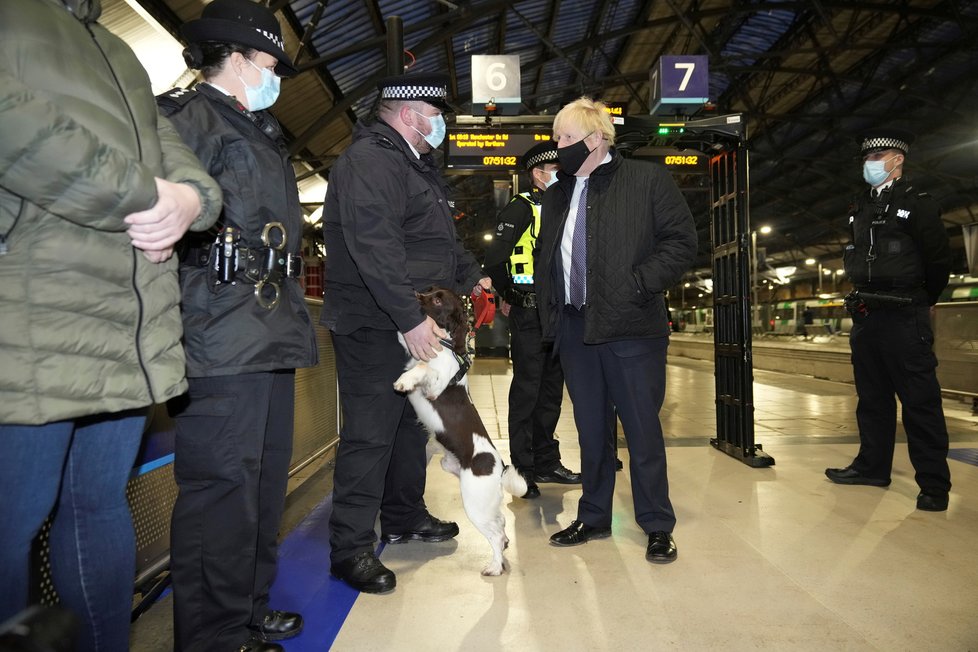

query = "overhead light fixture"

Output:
[[759, 225, 772, 235], [805, 258, 816, 265], [483, 233, 493, 241]]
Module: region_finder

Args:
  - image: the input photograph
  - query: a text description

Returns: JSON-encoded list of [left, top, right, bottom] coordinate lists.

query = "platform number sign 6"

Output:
[[471, 55, 521, 104]]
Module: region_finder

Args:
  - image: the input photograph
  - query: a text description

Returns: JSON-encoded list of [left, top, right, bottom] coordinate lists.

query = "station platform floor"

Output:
[[130, 355, 978, 651]]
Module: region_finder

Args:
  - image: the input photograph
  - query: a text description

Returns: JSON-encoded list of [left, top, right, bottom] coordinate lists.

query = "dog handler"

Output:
[[156, 1, 318, 649], [322, 72, 489, 593]]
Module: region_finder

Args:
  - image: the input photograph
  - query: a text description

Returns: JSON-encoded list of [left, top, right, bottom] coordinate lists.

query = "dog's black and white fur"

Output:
[[394, 287, 526, 576]]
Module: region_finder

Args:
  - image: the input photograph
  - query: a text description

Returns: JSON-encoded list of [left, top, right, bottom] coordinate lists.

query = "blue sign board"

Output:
[[650, 55, 710, 116]]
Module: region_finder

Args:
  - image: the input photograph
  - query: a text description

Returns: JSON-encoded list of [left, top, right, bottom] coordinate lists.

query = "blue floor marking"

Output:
[[267, 493, 385, 651], [948, 448, 978, 467]]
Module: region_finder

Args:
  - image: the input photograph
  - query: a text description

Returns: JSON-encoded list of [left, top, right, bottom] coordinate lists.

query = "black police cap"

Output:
[[859, 127, 915, 156], [377, 72, 453, 113], [181, 0, 297, 77], [522, 140, 559, 172]]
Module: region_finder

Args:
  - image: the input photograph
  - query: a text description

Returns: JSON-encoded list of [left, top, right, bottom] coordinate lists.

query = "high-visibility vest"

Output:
[[507, 193, 540, 285]]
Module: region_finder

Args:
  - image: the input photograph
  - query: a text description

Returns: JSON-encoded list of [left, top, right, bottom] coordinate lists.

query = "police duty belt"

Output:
[[211, 221, 303, 310]]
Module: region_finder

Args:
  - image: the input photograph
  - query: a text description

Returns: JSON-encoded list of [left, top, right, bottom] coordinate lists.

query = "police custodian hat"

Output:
[[522, 140, 559, 172], [859, 127, 915, 156], [377, 72, 453, 112], [181, 0, 297, 77]]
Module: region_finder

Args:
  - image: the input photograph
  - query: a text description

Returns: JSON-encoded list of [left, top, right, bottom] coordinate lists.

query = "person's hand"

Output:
[[403, 316, 447, 361], [140, 247, 175, 263], [125, 177, 201, 252], [499, 299, 511, 317], [471, 277, 492, 295]]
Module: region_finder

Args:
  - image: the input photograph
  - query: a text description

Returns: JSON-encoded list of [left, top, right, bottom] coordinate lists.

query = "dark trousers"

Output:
[[170, 371, 295, 652], [850, 306, 951, 492], [329, 328, 429, 565], [558, 307, 676, 533], [507, 303, 563, 474]]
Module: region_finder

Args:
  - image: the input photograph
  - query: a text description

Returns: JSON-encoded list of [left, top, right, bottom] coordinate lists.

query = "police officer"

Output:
[[483, 141, 581, 498], [825, 128, 952, 512], [156, 1, 318, 650], [322, 72, 490, 594]]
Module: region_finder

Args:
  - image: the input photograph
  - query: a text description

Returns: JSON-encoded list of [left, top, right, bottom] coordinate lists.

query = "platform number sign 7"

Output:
[[649, 55, 710, 115]]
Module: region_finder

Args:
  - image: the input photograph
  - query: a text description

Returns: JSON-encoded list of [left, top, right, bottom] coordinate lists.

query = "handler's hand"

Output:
[[125, 178, 201, 252], [471, 277, 492, 295], [499, 299, 511, 317], [403, 316, 448, 361]]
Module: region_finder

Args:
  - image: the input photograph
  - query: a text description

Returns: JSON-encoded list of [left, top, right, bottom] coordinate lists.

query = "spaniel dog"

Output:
[[394, 287, 526, 576]]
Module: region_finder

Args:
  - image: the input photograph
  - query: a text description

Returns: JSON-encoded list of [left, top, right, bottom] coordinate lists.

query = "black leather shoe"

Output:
[[824, 466, 890, 487], [248, 611, 303, 641], [549, 520, 611, 546], [238, 634, 284, 652], [534, 464, 582, 484], [646, 531, 677, 563], [916, 491, 949, 512], [381, 513, 459, 544], [522, 480, 540, 499], [330, 551, 396, 594]]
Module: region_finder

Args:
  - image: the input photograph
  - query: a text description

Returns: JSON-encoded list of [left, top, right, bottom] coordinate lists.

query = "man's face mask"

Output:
[[239, 58, 281, 111], [411, 109, 447, 149], [863, 154, 897, 187]]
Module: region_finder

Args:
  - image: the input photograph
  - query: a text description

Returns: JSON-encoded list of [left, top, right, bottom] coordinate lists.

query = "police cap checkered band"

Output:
[[858, 128, 914, 155], [181, 0, 297, 77], [377, 72, 452, 112], [522, 141, 559, 171]]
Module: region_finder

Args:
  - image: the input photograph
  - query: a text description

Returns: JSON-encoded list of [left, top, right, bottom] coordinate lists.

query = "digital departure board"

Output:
[[446, 130, 553, 170]]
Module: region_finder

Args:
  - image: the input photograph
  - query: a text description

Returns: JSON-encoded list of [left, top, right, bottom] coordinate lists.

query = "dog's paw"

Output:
[[393, 373, 416, 393], [481, 560, 506, 576]]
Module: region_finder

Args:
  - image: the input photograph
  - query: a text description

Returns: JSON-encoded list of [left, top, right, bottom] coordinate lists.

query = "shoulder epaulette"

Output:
[[373, 135, 398, 151], [157, 87, 198, 113]]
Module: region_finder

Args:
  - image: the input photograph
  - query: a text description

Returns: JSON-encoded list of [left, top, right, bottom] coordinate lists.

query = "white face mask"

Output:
[[542, 171, 558, 189], [410, 109, 446, 149], [863, 154, 896, 187], [238, 59, 281, 111]]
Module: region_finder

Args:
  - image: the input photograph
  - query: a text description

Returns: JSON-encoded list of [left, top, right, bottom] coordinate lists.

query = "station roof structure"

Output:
[[121, 0, 978, 276]]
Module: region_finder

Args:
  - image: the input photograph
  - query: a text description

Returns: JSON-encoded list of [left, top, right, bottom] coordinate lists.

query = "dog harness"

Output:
[[438, 337, 471, 386]]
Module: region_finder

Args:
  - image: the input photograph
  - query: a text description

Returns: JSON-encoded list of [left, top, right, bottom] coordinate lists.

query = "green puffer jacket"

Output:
[[0, 0, 222, 425]]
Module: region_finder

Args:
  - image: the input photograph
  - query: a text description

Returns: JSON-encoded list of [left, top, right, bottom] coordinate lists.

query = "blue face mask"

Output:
[[239, 59, 281, 111], [863, 155, 895, 187], [411, 109, 446, 149], [543, 171, 558, 189]]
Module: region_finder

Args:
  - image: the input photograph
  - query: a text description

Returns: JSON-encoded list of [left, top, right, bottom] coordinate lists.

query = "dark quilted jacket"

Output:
[[536, 149, 697, 344]]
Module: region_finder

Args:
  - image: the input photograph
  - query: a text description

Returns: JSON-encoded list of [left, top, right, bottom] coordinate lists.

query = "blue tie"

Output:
[[569, 180, 588, 309]]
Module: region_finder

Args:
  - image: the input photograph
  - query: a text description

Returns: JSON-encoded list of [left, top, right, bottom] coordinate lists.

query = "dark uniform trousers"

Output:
[[507, 302, 563, 474], [850, 305, 951, 492], [170, 370, 295, 652], [558, 307, 676, 533], [328, 327, 430, 564]]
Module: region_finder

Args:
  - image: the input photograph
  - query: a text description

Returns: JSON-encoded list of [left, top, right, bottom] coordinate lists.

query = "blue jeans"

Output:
[[0, 410, 145, 652]]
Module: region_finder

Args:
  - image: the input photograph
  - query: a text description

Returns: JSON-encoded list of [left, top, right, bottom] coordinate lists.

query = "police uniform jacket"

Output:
[[843, 177, 950, 305], [536, 149, 697, 344], [483, 186, 543, 299], [322, 119, 484, 335], [158, 84, 318, 377], [0, 0, 222, 425]]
